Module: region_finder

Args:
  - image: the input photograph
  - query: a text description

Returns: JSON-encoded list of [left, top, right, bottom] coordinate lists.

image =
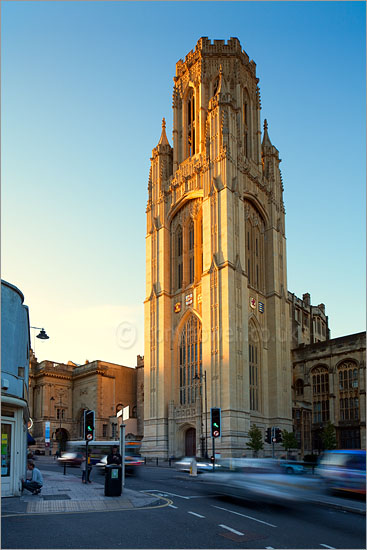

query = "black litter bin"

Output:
[[104, 464, 122, 496]]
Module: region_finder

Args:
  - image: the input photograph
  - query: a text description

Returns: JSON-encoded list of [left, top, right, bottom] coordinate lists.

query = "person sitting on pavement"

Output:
[[22, 460, 43, 495], [107, 445, 122, 465]]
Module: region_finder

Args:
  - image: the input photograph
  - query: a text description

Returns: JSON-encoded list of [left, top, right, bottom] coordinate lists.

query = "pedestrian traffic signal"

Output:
[[265, 427, 272, 444], [275, 427, 282, 443], [84, 410, 95, 441], [211, 407, 221, 438]]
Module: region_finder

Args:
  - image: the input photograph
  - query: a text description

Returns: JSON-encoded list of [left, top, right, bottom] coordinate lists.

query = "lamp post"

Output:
[[193, 371, 208, 458], [51, 395, 64, 454]]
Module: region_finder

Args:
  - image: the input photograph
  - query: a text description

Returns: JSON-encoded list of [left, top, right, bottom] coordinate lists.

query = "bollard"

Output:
[[156, 457, 158, 466], [144, 457, 147, 465], [63, 462, 66, 475], [190, 459, 198, 477]]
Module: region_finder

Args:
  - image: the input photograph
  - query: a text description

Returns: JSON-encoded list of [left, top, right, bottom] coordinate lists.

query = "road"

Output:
[[2, 461, 365, 549]]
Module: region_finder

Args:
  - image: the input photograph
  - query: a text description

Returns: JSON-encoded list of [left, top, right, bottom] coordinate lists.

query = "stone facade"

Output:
[[29, 354, 143, 453], [292, 332, 366, 456], [143, 37, 293, 459]]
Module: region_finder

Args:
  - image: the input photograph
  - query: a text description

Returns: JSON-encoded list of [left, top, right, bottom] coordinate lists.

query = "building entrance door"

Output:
[[185, 427, 196, 456]]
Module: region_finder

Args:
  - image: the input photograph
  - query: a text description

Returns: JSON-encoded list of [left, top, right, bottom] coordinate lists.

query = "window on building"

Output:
[[295, 379, 304, 396], [338, 361, 359, 421], [111, 423, 117, 439], [243, 90, 250, 158], [102, 424, 107, 438], [187, 89, 195, 158], [57, 409, 65, 420], [176, 226, 183, 290], [245, 203, 265, 292], [188, 220, 195, 284], [179, 315, 202, 406], [249, 343, 260, 411], [312, 366, 329, 423]]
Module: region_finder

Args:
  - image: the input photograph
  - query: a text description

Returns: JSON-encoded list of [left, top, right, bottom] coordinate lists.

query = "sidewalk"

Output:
[[1, 469, 162, 516]]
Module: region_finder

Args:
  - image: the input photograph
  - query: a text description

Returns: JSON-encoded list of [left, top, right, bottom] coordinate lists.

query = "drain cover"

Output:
[[43, 494, 71, 501]]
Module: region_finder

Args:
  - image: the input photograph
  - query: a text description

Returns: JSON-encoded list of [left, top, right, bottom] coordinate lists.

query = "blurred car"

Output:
[[200, 458, 316, 503], [95, 454, 144, 476], [57, 452, 83, 466], [279, 461, 306, 475], [175, 457, 221, 473], [316, 449, 366, 495]]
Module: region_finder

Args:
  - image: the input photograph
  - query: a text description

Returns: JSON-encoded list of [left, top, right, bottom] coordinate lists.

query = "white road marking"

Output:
[[213, 505, 277, 528], [188, 511, 205, 518], [320, 545, 335, 549], [169, 504, 178, 509], [219, 524, 244, 536], [266, 547, 275, 549], [155, 491, 190, 499]]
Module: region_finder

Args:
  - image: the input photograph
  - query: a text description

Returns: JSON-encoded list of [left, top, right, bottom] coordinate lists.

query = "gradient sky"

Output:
[[2, 1, 365, 367]]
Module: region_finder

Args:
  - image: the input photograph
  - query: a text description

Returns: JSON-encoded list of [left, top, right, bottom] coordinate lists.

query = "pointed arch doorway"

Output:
[[185, 427, 196, 456]]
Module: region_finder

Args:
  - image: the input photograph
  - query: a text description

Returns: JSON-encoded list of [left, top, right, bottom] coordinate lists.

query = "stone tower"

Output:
[[143, 37, 292, 458]]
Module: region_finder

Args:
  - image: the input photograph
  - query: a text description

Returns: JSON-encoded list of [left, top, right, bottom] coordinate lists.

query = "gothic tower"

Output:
[[143, 37, 292, 458]]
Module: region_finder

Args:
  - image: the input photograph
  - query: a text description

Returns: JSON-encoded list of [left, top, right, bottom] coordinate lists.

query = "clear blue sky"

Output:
[[2, 1, 365, 366]]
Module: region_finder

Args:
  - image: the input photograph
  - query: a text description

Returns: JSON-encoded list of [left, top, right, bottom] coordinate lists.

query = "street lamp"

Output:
[[193, 370, 208, 458], [30, 326, 49, 355]]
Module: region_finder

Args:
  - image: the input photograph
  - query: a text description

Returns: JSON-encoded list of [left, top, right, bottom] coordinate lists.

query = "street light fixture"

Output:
[[30, 326, 49, 355], [193, 370, 208, 458]]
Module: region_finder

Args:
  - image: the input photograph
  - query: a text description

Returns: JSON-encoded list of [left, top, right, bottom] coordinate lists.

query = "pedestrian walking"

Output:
[[82, 455, 92, 483]]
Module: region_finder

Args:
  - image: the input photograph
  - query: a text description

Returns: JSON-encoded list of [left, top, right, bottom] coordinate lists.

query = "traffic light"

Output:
[[211, 407, 221, 438], [265, 427, 272, 444], [275, 427, 282, 443], [84, 410, 95, 441]]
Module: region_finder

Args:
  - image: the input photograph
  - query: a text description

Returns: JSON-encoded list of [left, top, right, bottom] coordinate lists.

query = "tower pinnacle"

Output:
[[262, 118, 273, 147], [158, 117, 170, 146]]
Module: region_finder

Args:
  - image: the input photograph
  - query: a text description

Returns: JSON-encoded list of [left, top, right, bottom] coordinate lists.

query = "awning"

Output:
[[27, 432, 36, 445]]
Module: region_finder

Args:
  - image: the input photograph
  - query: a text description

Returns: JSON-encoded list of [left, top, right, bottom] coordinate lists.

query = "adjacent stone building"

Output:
[[143, 37, 293, 459], [292, 332, 366, 456], [29, 355, 143, 453]]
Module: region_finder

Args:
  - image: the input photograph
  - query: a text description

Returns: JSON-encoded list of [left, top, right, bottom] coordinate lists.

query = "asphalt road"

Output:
[[2, 462, 365, 549]]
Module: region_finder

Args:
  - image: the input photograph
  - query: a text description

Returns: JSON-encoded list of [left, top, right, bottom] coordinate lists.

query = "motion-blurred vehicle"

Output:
[[95, 453, 144, 476], [57, 452, 84, 466], [175, 457, 221, 473], [200, 458, 316, 503], [279, 461, 306, 475], [64, 440, 144, 475], [316, 449, 366, 495]]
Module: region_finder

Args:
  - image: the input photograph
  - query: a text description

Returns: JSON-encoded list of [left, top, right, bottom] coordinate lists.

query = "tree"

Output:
[[281, 429, 299, 459], [246, 424, 264, 457], [321, 422, 337, 450]]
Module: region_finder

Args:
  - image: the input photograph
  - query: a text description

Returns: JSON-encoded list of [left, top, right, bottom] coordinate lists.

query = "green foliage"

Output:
[[246, 424, 264, 456], [281, 429, 299, 452], [321, 422, 337, 450]]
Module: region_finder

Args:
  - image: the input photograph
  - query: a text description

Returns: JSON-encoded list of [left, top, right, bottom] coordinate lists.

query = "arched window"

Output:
[[311, 366, 329, 423], [248, 324, 261, 412], [245, 202, 265, 292], [179, 315, 202, 406], [338, 361, 359, 421], [187, 89, 195, 158]]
